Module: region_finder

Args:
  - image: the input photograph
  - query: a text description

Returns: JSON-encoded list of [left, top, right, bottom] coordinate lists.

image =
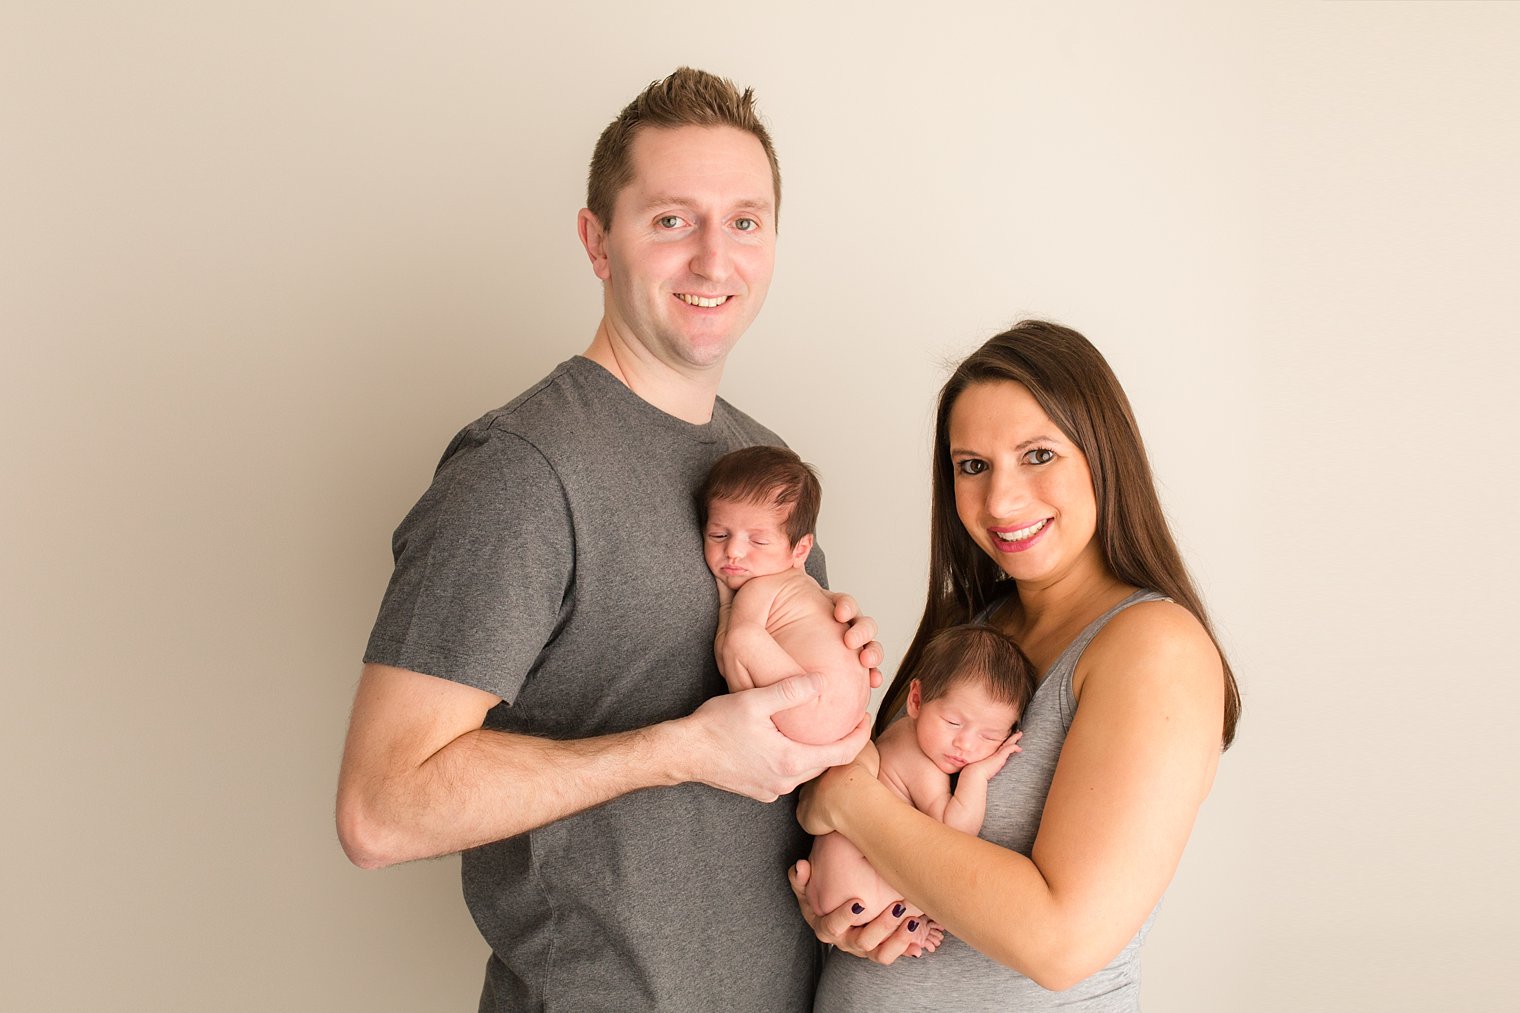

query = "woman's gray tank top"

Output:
[[813, 589, 1169, 1012]]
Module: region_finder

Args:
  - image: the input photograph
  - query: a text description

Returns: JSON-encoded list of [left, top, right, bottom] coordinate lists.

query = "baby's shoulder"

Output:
[[761, 567, 831, 607], [876, 720, 944, 804]]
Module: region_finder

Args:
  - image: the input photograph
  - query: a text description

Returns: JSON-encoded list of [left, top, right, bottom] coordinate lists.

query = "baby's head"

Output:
[[699, 446, 821, 591], [906, 624, 1036, 774]]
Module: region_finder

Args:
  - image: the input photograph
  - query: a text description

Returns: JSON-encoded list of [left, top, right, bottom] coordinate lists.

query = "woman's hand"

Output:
[[788, 860, 943, 963], [796, 741, 879, 836]]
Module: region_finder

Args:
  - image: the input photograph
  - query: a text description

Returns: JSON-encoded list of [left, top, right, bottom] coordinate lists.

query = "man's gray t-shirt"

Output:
[[365, 356, 821, 1012]]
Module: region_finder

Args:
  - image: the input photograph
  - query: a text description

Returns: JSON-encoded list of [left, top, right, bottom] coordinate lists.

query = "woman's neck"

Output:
[[1002, 546, 1133, 664]]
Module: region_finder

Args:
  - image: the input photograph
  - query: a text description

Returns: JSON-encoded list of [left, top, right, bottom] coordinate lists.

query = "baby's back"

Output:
[[757, 571, 870, 744]]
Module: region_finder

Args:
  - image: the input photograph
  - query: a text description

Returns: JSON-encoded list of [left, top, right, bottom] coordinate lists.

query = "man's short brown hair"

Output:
[[587, 67, 781, 230], [698, 445, 819, 546]]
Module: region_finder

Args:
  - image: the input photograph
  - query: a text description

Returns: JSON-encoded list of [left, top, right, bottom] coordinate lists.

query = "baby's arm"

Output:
[[713, 574, 808, 692], [883, 725, 1022, 836], [938, 733, 1022, 836]]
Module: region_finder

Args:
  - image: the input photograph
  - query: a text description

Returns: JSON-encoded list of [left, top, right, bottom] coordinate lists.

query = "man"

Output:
[[337, 68, 880, 1011]]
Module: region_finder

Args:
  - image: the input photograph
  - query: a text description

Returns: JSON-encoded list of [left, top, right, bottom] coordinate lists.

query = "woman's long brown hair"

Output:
[[877, 321, 1240, 749]]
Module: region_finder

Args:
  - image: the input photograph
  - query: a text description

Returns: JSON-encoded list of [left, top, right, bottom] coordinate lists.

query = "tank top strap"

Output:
[[1046, 588, 1170, 679]]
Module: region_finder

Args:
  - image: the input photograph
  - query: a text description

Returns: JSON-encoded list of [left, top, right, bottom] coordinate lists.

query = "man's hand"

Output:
[[676, 673, 872, 802], [827, 591, 885, 689], [788, 860, 942, 963]]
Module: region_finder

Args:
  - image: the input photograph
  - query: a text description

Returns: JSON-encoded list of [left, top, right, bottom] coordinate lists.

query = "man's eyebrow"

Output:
[[639, 195, 774, 214]]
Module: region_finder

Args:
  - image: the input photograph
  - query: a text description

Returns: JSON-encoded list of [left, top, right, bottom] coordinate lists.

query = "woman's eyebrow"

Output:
[[949, 434, 1063, 456]]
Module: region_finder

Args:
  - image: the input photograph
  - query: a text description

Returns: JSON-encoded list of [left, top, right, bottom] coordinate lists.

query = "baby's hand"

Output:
[[962, 731, 1023, 781], [713, 575, 735, 608]]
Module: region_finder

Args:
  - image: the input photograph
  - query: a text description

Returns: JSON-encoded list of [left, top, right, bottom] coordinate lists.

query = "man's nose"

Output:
[[689, 227, 732, 282]]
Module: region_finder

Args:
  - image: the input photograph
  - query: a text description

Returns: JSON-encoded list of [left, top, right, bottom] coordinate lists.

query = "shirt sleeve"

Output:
[[363, 428, 573, 703]]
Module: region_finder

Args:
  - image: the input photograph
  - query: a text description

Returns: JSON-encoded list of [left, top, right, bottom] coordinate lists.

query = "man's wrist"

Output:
[[639, 716, 693, 788]]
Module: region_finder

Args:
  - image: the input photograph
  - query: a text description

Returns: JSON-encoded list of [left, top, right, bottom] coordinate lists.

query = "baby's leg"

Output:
[[805, 831, 920, 925], [771, 665, 871, 744]]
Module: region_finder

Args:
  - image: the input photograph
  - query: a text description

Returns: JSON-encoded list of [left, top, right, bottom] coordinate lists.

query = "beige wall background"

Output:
[[4, 2, 1516, 1009]]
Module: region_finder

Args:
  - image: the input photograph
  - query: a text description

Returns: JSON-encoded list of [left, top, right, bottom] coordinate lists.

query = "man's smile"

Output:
[[677, 293, 732, 308]]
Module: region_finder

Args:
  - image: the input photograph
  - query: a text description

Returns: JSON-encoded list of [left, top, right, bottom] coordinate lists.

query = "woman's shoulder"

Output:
[[1074, 597, 1222, 698]]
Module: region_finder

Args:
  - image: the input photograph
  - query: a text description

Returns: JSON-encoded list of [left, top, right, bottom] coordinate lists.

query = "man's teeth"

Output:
[[993, 519, 1048, 542], [679, 294, 729, 308]]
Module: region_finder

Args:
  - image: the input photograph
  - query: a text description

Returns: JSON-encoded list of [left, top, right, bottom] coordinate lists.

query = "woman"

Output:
[[795, 320, 1241, 1008]]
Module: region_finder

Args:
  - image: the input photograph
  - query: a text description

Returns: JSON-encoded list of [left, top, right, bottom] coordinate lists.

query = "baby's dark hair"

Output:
[[698, 445, 821, 545], [914, 624, 1036, 718]]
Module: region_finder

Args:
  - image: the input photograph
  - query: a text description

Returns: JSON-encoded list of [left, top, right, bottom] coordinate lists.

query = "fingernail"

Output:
[[851, 903, 864, 915], [892, 903, 905, 917], [908, 919, 919, 932]]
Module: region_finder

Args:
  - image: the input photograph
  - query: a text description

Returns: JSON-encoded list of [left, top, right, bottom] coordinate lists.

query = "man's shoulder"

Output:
[[463, 357, 593, 438], [437, 357, 610, 466], [712, 394, 787, 448]]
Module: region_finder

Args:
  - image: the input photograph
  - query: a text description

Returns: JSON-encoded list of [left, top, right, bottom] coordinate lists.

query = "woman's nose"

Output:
[[985, 471, 1028, 519]]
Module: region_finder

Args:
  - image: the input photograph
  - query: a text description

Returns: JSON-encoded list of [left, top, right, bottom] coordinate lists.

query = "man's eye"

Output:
[[734, 217, 758, 232], [658, 215, 684, 229], [1025, 448, 1055, 465], [956, 459, 988, 476]]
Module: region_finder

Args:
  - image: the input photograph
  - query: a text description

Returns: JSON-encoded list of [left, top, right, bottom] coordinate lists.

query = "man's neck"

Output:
[[582, 318, 724, 425]]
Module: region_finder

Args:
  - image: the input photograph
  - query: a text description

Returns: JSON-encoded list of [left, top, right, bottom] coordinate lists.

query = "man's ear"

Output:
[[577, 208, 612, 280], [790, 533, 814, 568], [906, 679, 923, 719]]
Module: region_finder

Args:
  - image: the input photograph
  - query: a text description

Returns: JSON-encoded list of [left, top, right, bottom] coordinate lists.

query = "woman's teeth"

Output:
[[994, 519, 1048, 542]]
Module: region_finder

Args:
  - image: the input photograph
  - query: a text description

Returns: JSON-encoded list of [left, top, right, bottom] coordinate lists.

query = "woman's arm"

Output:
[[799, 601, 1224, 989]]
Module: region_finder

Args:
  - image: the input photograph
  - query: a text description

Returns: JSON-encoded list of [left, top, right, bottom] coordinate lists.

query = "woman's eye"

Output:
[[1025, 448, 1055, 465], [658, 215, 683, 229], [956, 459, 988, 476]]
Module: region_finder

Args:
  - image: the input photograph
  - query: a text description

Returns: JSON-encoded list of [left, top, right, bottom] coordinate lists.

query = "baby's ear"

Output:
[[906, 679, 923, 718], [790, 533, 814, 568]]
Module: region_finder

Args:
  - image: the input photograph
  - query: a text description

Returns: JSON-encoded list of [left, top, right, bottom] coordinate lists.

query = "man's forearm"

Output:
[[338, 663, 866, 869], [340, 719, 688, 868]]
